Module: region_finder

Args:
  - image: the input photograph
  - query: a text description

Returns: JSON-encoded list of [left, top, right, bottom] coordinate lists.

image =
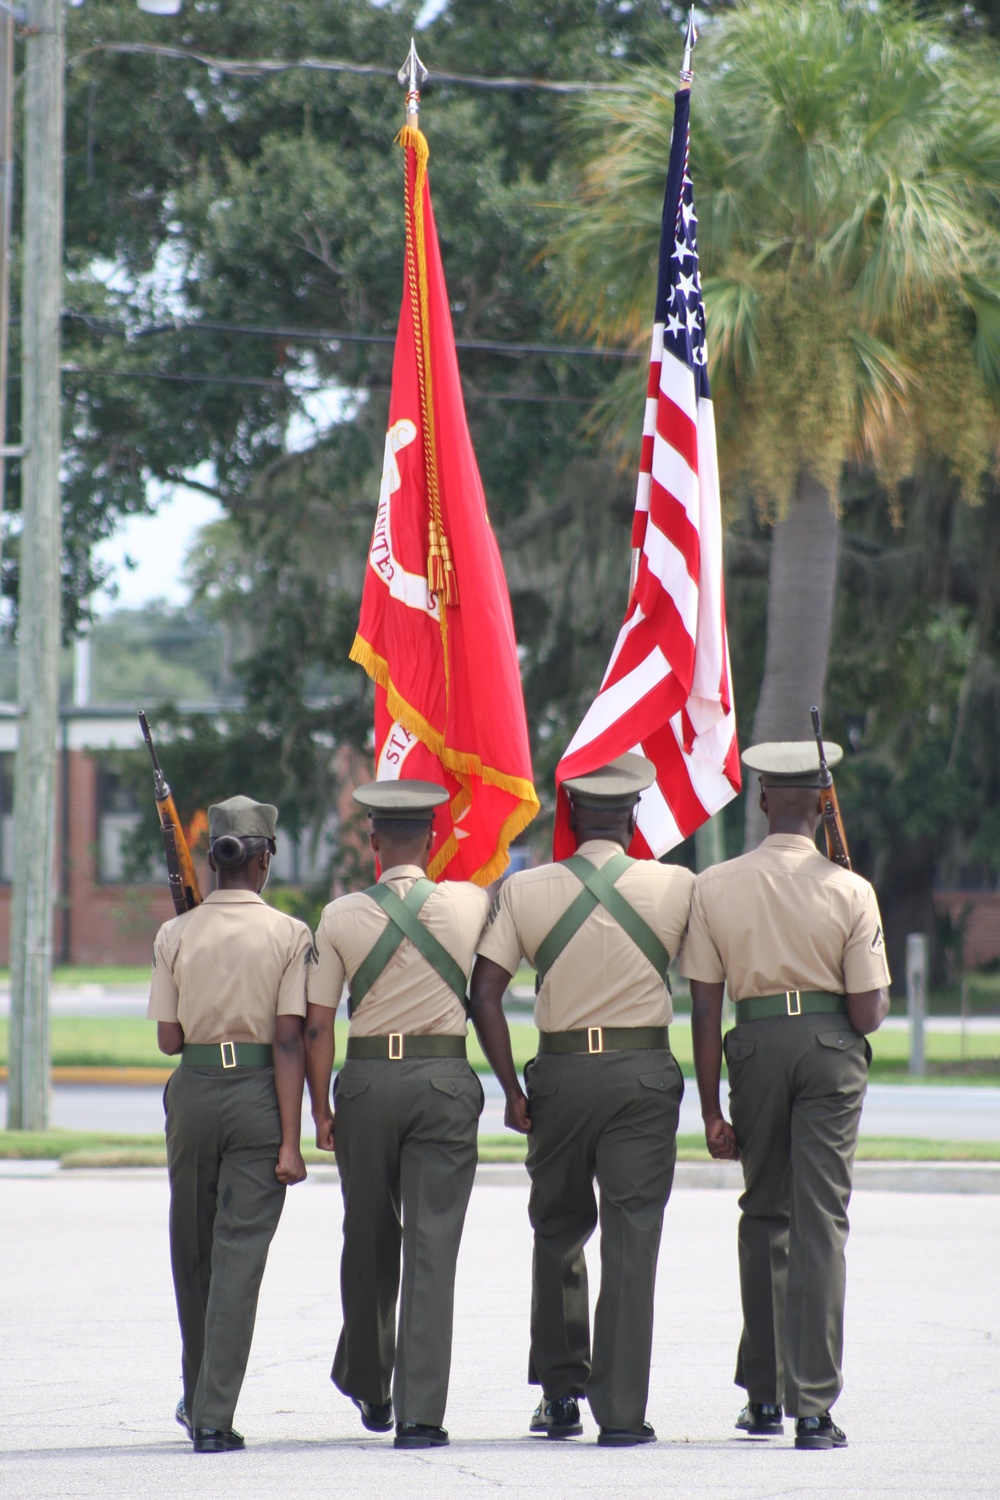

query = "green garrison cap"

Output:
[[563, 752, 656, 809], [353, 780, 450, 819], [742, 740, 844, 788], [208, 795, 278, 841]]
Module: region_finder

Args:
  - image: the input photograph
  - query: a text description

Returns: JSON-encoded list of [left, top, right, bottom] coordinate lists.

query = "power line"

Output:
[[61, 310, 639, 362], [70, 41, 633, 95], [55, 365, 599, 403]]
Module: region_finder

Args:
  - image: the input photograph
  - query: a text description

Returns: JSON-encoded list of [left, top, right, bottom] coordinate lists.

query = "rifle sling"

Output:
[[348, 879, 468, 1017], [532, 853, 671, 986]]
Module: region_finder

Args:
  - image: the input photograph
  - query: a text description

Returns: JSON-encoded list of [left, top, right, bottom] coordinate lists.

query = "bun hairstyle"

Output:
[[209, 833, 275, 872]]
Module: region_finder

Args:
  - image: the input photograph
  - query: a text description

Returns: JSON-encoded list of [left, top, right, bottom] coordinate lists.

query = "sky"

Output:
[[91, 482, 225, 615], [90, 381, 353, 616]]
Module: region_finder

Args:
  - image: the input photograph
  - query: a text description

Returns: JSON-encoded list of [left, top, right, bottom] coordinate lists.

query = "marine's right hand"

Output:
[[505, 1089, 532, 1135], [314, 1110, 335, 1152], [704, 1114, 739, 1161], [276, 1142, 308, 1186]]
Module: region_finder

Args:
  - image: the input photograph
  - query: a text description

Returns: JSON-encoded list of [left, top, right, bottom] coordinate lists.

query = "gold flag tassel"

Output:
[[428, 518, 458, 606]]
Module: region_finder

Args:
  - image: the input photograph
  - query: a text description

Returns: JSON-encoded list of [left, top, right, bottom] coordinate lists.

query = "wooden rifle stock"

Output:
[[138, 710, 203, 915], [810, 706, 851, 871]]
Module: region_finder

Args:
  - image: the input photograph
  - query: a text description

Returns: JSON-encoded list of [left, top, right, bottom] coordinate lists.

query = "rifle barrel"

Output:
[[138, 710, 169, 799], [810, 705, 833, 788]]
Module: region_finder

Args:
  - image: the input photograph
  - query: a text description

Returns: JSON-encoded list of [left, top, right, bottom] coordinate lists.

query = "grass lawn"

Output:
[[0, 966, 153, 987], [1, 1128, 997, 1168], [476, 1134, 1000, 1164], [0, 1015, 998, 1083]]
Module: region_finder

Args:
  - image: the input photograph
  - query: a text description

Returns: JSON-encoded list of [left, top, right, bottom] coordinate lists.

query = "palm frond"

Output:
[[964, 277, 1000, 403], [848, 328, 914, 463], [702, 277, 761, 388], [547, 0, 1000, 493]]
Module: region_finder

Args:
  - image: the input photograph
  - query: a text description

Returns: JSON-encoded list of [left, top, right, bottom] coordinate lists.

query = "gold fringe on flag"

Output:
[[349, 631, 540, 886], [396, 124, 459, 614]]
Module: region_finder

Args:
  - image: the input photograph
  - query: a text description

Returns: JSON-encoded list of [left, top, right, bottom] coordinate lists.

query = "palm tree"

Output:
[[553, 0, 1000, 848]]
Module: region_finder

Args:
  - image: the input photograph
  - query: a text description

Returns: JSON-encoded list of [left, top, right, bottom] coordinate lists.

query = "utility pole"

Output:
[[0, 4, 16, 549], [7, 0, 63, 1129]]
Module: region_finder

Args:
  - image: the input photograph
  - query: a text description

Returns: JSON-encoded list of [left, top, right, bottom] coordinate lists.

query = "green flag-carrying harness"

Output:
[[532, 853, 671, 989], [348, 879, 469, 1016]]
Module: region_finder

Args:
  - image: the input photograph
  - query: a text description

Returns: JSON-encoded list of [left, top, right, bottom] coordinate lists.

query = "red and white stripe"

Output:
[[556, 332, 740, 858]]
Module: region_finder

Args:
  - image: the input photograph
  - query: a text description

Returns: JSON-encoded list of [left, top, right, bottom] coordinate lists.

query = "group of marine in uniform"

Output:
[[146, 738, 891, 1455]]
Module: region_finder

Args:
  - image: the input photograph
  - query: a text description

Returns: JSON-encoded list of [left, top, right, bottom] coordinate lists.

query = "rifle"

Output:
[[810, 706, 851, 871], [138, 710, 203, 915]]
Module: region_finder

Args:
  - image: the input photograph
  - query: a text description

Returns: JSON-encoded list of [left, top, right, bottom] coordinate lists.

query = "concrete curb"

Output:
[[473, 1160, 1000, 1194]]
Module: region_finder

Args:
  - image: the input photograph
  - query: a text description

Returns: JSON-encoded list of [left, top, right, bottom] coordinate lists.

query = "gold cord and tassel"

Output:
[[397, 124, 459, 611]]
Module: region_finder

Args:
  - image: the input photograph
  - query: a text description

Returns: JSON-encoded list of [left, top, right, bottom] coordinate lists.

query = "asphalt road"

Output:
[[2, 1169, 997, 1498], [1, 1073, 999, 1143]]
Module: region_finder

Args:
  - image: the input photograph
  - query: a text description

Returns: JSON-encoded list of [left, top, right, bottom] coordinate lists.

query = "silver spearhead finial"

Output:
[[680, 7, 697, 88], [398, 37, 429, 124]]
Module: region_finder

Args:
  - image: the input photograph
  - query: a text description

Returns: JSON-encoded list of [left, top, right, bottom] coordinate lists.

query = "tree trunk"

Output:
[[743, 471, 839, 851], [877, 841, 940, 994]]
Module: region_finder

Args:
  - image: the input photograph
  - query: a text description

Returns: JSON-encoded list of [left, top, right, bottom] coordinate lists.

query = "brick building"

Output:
[[0, 706, 336, 966]]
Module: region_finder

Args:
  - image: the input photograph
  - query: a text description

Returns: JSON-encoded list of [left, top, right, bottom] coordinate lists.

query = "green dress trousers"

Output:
[[331, 1056, 483, 1427], [164, 1064, 286, 1432], [725, 1011, 869, 1418], [523, 1047, 684, 1431]]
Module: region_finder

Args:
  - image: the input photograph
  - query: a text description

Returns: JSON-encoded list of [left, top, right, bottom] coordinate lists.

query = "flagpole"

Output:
[[679, 6, 697, 92], [397, 36, 428, 126], [629, 6, 698, 605]]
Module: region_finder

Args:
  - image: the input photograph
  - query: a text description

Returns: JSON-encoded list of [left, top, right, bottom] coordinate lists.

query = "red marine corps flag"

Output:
[[350, 50, 539, 883], [554, 30, 740, 860]]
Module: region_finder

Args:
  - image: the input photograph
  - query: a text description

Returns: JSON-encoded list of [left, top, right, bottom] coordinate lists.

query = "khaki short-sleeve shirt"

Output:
[[476, 840, 695, 1030], [308, 865, 490, 1036], [146, 890, 313, 1044], [678, 833, 891, 1001]]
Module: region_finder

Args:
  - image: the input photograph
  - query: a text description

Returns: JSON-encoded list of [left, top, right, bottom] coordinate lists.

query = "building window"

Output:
[[0, 752, 12, 884], [97, 764, 155, 884]]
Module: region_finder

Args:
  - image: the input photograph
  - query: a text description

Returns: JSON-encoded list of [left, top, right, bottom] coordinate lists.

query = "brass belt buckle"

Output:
[[785, 990, 802, 1017], [220, 1041, 237, 1069], [388, 1032, 404, 1061], [587, 1026, 604, 1054]]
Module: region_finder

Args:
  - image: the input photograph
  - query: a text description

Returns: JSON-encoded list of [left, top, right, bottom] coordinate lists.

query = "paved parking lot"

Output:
[[2, 1167, 997, 1498]]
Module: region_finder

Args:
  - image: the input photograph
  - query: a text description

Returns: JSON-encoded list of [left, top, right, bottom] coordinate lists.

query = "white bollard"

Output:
[[906, 933, 928, 1078]]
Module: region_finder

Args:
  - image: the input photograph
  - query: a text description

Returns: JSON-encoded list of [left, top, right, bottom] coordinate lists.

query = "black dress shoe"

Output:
[[192, 1426, 245, 1453], [353, 1396, 394, 1433], [794, 1412, 847, 1450], [175, 1399, 192, 1438], [394, 1422, 449, 1449], [597, 1420, 656, 1447], [736, 1402, 784, 1436], [529, 1396, 583, 1438]]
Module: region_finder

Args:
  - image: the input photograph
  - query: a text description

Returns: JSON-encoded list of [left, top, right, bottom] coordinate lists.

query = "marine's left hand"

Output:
[[275, 1143, 307, 1185]]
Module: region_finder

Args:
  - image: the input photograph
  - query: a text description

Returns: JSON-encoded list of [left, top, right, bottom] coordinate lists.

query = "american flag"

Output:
[[554, 87, 740, 859]]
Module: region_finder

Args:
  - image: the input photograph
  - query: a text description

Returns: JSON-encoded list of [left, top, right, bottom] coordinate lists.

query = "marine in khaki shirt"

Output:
[[469, 753, 693, 1447], [304, 781, 490, 1451], [681, 740, 891, 1453], [477, 840, 691, 1033], [308, 867, 488, 1034], [680, 834, 890, 1002], [148, 795, 311, 1454], [148, 890, 312, 1043]]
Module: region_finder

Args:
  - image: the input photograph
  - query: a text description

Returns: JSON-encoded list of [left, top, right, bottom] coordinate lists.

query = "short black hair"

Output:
[[370, 816, 433, 843]]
